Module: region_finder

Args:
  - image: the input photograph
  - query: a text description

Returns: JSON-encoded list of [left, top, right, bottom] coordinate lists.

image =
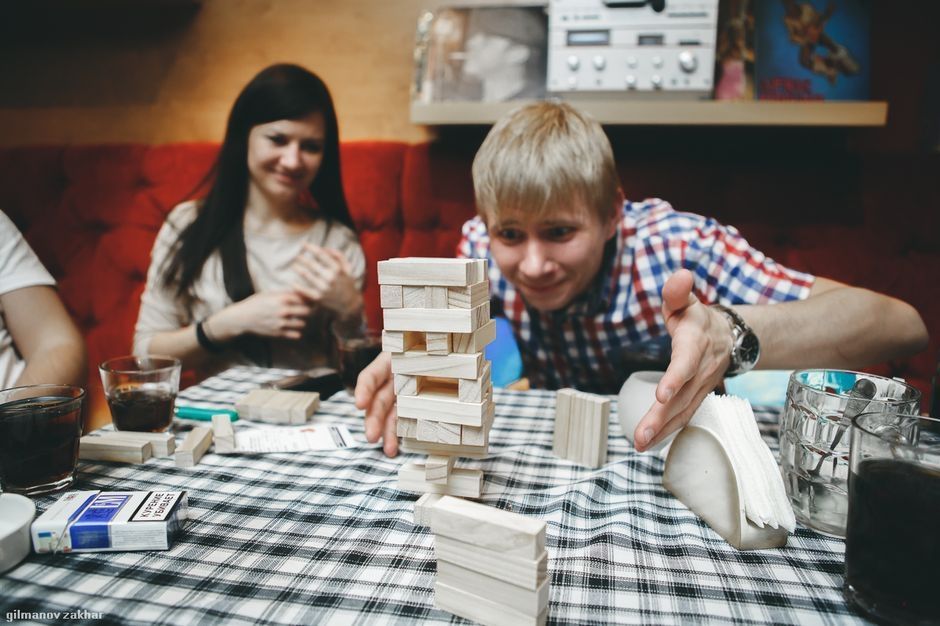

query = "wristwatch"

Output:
[[711, 304, 760, 377]]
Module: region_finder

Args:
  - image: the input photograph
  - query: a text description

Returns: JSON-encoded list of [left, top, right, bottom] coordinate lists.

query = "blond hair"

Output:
[[472, 101, 620, 223]]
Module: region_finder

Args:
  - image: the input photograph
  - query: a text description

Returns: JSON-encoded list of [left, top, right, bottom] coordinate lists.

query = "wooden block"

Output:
[[425, 455, 454, 483], [211, 414, 236, 453], [94, 431, 175, 457], [458, 361, 492, 403], [426, 286, 448, 308], [438, 560, 550, 617], [435, 581, 547, 626], [396, 417, 418, 438], [175, 426, 213, 468], [79, 436, 152, 464], [595, 396, 610, 467], [460, 400, 495, 446], [400, 439, 488, 459], [414, 493, 443, 526], [553, 389, 574, 458], [259, 390, 297, 424], [430, 496, 546, 559], [383, 303, 489, 334], [435, 535, 548, 590], [287, 391, 320, 424], [436, 422, 461, 445], [397, 393, 489, 427], [567, 391, 584, 464], [447, 280, 489, 310], [390, 350, 482, 379], [380, 284, 403, 308], [382, 330, 420, 354], [582, 395, 609, 468], [425, 332, 451, 355], [377, 258, 483, 287], [394, 373, 423, 396], [234, 388, 277, 420], [451, 320, 497, 354], [402, 286, 426, 308], [416, 419, 438, 443], [398, 462, 482, 498]]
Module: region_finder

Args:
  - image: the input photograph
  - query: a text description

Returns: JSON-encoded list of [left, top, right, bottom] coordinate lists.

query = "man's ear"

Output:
[[605, 189, 625, 238]]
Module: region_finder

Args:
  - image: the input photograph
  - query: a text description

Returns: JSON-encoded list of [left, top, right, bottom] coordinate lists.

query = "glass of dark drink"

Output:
[[0, 384, 85, 495], [332, 322, 383, 393], [99, 356, 181, 432], [844, 411, 940, 624]]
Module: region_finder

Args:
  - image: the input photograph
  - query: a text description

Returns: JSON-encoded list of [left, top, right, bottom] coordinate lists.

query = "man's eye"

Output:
[[495, 229, 523, 243], [546, 226, 575, 240]]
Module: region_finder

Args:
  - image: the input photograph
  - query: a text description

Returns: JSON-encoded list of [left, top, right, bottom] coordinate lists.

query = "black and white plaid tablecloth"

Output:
[[0, 367, 866, 625]]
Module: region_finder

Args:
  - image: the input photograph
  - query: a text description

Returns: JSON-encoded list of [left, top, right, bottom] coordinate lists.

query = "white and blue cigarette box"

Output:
[[31, 490, 187, 553]]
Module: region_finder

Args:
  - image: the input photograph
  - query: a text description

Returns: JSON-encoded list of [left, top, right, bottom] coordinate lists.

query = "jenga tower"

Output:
[[377, 258, 495, 499]]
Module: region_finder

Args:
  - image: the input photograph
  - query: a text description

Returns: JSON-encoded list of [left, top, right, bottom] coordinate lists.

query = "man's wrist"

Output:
[[711, 304, 760, 377]]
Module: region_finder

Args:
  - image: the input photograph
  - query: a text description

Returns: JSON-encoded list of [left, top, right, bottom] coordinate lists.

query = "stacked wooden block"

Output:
[[430, 496, 550, 626], [553, 388, 610, 468], [378, 258, 496, 498]]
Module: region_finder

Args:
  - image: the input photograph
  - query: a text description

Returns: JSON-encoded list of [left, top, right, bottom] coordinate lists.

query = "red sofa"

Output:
[[0, 141, 935, 425]]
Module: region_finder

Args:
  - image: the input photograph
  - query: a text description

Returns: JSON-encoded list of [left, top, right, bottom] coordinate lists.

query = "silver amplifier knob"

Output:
[[567, 55, 580, 71], [678, 50, 698, 73], [593, 55, 606, 70]]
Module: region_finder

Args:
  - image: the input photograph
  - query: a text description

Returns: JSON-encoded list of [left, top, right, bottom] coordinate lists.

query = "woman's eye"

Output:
[[267, 134, 288, 146], [301, 141, 324, 154]]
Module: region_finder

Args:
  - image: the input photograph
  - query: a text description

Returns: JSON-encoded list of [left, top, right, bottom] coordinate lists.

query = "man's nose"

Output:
[[519, 240, 553, 278]]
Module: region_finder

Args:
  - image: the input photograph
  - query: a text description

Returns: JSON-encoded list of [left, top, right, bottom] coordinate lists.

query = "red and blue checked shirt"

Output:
[[457, 199, 815, 393]]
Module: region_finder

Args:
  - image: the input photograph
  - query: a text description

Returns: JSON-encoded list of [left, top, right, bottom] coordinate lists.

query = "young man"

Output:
[[355, 102, 928, 456]]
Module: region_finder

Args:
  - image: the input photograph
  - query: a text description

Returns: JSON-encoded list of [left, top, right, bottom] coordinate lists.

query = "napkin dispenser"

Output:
[[663, 423, 788, 550]]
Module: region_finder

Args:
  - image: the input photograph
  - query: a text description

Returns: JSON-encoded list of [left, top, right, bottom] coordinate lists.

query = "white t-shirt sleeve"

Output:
[[0, 211, 55, 295]]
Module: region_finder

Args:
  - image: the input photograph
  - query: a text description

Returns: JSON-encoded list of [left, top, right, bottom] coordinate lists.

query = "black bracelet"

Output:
[[195, 319, 223, 353]]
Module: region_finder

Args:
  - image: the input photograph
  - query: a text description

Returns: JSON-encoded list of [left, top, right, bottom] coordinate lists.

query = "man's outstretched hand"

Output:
[[354, 351, 399, 456], [633, 269, 733, 451]]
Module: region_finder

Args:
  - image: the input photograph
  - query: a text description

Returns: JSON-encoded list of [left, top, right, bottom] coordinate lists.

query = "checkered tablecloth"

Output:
[[0, 368, 866, 625]]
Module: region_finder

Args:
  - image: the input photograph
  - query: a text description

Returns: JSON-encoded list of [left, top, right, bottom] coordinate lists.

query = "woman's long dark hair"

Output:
[[162, 63, 354, 305]]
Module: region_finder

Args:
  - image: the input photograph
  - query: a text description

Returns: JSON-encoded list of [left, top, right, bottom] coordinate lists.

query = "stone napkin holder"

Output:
[[662, 395, 792, 551]]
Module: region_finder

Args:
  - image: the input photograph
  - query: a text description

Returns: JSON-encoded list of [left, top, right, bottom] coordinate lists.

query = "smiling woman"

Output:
[[133, 64, 366, 377]]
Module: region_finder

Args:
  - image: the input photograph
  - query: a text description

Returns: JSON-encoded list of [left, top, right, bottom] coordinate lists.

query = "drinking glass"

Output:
[[778, 369, 920, 537], [844, 411, 940, 623], [0, 384, 85, 495], [99, 355, 181, 432]]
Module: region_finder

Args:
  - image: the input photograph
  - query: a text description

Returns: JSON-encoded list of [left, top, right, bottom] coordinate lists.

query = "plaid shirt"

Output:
[[458, 199, 815, 393]]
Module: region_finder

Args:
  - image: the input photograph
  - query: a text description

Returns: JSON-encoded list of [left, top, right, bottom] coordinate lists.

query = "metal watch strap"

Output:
[[711, 304, 760, 377]]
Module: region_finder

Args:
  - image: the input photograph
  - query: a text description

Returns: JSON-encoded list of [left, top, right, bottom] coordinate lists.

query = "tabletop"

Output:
[[0, 368, 868, 625]]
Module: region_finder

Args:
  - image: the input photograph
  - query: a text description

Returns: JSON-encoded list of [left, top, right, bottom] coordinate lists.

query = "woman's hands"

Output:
[[208, 290, 314, 341], [291, 243, 363, 320]]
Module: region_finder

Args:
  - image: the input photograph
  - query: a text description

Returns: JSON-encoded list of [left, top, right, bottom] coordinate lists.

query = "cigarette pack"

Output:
[[31, 490, 187, 553]]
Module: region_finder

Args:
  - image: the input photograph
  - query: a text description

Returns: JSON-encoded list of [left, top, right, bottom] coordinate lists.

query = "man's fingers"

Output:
[[657, 331, 702, 403], [363, 379, 394, 443], [383, 405, 399, 457], [644, 385, 713, 450], [354, 352, 391, 410], [661, 269, 697, 317], [635, 370, 703, 450]]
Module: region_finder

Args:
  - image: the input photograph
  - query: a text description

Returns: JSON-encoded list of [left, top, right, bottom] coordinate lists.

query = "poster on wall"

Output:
[[755, 0, 871, 101], [412, 6, 548, 104]]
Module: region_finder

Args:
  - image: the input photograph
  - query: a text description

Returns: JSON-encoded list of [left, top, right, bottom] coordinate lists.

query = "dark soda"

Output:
[[845, 458, 940, 622], [0, 395, 83, 493], [107, 386, 175, 432], [339, 339, 383, 390]]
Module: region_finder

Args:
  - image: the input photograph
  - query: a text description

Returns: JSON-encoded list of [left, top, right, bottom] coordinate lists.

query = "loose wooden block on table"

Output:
[[435, 535, 548, 590], [447, 280, 489, 309], [398, 462, 482, 498], [380, 284, 403, 308], [451, 319, 496, 354], [437, 560, 550, 617], [93, 430, 175, 457], [234, 388, 277, 420], [430, 496, 546, 559], [414, 493, 443, 526], [401, 439, 489, 459], [435, 581, 548, 626], [586, 395, 610, 468], [175, 426, 213, 468], [377, 258, 486, 287], [79, 436, 152, 464], [425, 455, 454, 483], [211, 414, 236, 453], [382, 330, 420, 354], [553, 389, 574, 458], [287, 391, 320, 424], [383, 302, 489, 334], [390, 350, 483, 379]]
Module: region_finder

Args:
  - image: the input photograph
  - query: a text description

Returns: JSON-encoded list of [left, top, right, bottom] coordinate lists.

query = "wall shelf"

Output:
[[411, 100, 888, 127]]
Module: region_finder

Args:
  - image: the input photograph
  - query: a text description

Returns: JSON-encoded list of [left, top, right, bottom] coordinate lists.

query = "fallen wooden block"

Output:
[[287, 391, 320, 424], [93, 430, 175, 457], [437, 559, 550, 617], [383, 302, 490, 334], [175, 426, 213, 468], [435, 535, 548, 590], [430, 495, 546, 559], [79, 436, 152, 464], [425, 456, 455, 483], [414, 493, 443, 526], [398, 462, 482, 498], [435, 580, 548, 626], [377, 257, 486, 287], [211, 414, 236, 453], [553, 389, 574, 458], [234, 388, 277, 420], [554, 389, 610, 468]]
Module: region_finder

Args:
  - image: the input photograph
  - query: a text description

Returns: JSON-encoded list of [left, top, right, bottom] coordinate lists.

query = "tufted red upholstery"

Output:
[[0, 142, 935, 426]]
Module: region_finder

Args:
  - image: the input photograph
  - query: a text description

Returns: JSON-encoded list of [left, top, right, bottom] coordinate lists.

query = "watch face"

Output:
[[738, 331, 761, 370]]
